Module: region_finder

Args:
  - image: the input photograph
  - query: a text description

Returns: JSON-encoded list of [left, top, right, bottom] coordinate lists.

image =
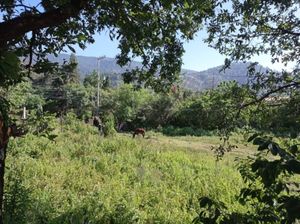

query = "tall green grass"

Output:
[[4, 118, 246, 223]]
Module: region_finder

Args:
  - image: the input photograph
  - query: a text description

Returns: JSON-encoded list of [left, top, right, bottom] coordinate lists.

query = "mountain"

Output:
[[47, 54, 142, 77], [181, 62, 267, 91], [48, 54, 267, 91]]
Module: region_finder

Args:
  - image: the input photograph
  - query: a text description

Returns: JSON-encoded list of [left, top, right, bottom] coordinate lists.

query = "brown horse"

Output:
[[133, 128, 145, 138]]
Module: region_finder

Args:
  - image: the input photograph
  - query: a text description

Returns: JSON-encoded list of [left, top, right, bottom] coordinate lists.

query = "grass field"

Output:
[[4, 119, 255, 224]]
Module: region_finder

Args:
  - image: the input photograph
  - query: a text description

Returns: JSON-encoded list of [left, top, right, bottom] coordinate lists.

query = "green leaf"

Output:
[[289, 145, 298, 154], [285, 159, 300, 174], [247, 133, 259, 142], [67, 45, 76, 53], [257, 142, 269, 151], [253, 137, 265, 145], [199, 197, 213, 207], [268, 143, 280, 156]]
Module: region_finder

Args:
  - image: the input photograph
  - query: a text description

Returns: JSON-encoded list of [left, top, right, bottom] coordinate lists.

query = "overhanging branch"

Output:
[[240, 81, 300, 110], [0, 0, 88, 47]]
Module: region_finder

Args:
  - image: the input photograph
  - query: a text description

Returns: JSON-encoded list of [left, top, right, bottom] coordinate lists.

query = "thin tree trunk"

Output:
[[0, 145, 6, 224], [0, 116, 9, 224]]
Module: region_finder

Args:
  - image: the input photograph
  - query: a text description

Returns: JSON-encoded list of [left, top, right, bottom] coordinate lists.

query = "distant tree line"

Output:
[[4, 54, 299, 139]]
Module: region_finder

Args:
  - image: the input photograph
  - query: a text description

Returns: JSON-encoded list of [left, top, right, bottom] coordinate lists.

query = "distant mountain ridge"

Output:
[[48, 54, 267, 91]]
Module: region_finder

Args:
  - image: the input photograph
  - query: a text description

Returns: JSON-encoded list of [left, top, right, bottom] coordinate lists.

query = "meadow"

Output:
[[4, 116, 255, 224]]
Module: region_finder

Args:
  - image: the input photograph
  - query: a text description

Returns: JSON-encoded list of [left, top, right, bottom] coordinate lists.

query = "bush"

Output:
[[4, 119, 245, 223], [195, 134, 300, 223], [102, 113, 117, 137]]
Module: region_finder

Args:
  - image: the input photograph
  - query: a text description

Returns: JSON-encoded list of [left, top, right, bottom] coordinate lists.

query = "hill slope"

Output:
[[49, 54, 267, 90]]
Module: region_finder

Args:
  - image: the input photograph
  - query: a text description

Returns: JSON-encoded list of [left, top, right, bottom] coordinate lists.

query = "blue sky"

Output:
[[69, 30, 229, 71], [70, 30, 286, 72], [16, 0, 295, 71]]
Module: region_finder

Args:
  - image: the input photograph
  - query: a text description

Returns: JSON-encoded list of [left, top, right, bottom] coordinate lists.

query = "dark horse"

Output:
[[133, 128, 145, 138]]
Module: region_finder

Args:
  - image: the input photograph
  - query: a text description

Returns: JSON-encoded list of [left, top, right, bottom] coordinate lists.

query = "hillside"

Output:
[[182, 62, 267, 91], [48, 54, 267, 91]]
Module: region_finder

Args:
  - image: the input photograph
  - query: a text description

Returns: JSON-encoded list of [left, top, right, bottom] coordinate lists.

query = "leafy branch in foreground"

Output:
[[195, 134, 300, 224]]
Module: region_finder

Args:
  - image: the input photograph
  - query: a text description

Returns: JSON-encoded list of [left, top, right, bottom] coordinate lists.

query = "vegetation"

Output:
[[198, 0, 300, 222], [4, 117, 246, 224], [194, 134, 300, 224], [1, 0, 300, 223]]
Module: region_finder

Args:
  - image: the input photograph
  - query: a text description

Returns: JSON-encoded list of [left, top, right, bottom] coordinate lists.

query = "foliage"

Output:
[[25, 111, 58, 140], [83, 70, 111, 89], [102, 112, 117, 137], [206, 0, 299, 67], [139, 91, 179, 128], [0, 96, 10, 127], [0, 51, 23, 88], [7, 81, 45, 112], [205, 0, 300, 126], [0, 0, 214, 90], [5, 76, 299, 137], [101, 84, 153, 127], [195, 134, 300, 223], [172, 81, 253, 131], [249, 92, 300, 136], [4, 119, 246, 224], [68, 53, 81, 83], [42, 56, 94, 116], [83, 70, 98, 88], [4, 161, 32, 224], [65, 83, 94, 118]]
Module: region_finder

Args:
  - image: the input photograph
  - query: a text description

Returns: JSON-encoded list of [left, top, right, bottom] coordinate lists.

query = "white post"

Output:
[[22, 106, 27, 120]]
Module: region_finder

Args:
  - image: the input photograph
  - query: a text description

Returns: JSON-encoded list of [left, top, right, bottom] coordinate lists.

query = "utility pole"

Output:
[[96, 56, 106, 114]]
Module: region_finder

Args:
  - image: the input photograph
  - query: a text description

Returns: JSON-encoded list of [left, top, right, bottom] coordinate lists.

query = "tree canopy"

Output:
[[205, 0, 300, 105], [0, 0, 213, 90]]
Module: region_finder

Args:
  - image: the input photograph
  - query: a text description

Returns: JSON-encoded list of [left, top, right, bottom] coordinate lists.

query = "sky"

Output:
[[69, 30, 229, 71], [69, 30, 288, 72], [10, 0, 296, 72]]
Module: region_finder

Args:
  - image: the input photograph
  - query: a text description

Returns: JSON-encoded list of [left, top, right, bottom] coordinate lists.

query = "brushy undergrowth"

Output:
[[4, 118, 246, 224]]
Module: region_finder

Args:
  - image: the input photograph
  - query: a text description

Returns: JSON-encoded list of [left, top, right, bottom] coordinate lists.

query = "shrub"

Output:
[[103, 113, 117, 137]]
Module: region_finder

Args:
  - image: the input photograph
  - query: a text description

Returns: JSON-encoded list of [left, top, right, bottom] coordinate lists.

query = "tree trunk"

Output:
[[0, 145, 6, 224], [0, 117, 9, 224]]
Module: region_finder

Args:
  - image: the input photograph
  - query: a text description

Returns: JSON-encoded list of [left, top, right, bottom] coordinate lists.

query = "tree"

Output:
[[196, 1, 300, 222], [205, 0, 300, 104], [83, 71, 98, 88], [67, 53, 81, 84], [204, 0, 300, 148], [100, 84, 152, 129], [0, 1, 215, 221], [0, 0, 214, 90], [172, 81, 253, 130], [64, 83, 94, 118]]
